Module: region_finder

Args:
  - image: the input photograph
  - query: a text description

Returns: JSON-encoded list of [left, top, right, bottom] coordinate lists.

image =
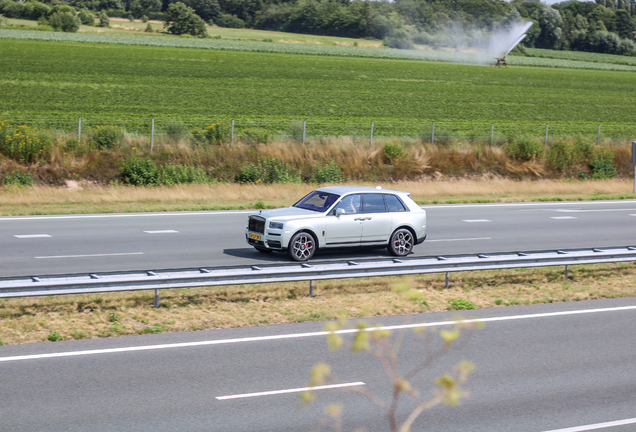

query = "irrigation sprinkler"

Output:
[[493, 22, 532, 67]]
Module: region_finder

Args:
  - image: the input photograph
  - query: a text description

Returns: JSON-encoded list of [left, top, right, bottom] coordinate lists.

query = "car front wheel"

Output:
[[388, 228, 414, 256], [288, 232, 316, 261]]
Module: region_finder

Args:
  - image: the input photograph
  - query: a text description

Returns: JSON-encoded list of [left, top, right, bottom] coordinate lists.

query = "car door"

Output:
[[324, 194, 363, 247], [359, 194, 392, 244]]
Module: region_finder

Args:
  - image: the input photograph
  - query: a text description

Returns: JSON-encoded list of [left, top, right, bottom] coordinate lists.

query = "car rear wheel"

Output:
[[288, 232, 316, 261], [388, 228, 414, 256]]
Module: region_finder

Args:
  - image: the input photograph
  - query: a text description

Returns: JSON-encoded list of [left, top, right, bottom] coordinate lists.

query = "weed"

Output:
[[447, 299, 478, 310], [89, 125, 124, 150], [47, 331, 63, 342], [3, 170, 33, 186]]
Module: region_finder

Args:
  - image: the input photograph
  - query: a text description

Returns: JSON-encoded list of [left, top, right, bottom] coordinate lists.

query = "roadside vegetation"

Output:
[[1, 262, 634, 345]]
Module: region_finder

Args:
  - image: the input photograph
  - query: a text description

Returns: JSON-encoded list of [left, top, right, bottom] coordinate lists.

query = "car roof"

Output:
[[315, 186, 409, 196]]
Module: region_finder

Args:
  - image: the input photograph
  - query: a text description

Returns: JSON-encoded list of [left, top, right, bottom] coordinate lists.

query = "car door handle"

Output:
[[354, 217, 365, 221]]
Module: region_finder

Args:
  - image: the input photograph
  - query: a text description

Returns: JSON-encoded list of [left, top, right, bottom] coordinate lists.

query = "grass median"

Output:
[[1, 262, 635, 345]]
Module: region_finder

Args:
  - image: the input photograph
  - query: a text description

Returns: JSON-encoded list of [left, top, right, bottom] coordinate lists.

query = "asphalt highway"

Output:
[[1, 200, 636, 277], [1, 298, 635, 431]]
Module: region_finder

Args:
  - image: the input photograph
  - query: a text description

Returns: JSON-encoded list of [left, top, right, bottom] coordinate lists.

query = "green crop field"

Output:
[[1, 32, 636, 140]]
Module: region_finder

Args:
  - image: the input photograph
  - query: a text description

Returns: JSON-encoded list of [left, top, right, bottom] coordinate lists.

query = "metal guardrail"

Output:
[[1, 247, 635, 306]]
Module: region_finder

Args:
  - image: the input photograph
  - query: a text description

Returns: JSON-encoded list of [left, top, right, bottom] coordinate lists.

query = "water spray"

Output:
[[493, 22, 532, 67]]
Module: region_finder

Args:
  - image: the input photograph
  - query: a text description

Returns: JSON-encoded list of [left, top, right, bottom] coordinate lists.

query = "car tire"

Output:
[[388, 228, 414, 257], [254, 247, 272, 254], [287, 232, 316, 261]]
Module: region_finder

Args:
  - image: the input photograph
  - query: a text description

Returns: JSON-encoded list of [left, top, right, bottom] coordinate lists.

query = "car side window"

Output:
[[361, 194, 387, 213], [385, 194, 406, 212], [334, 194, 361, 214]]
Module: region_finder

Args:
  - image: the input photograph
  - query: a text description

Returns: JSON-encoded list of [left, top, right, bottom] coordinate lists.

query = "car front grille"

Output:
[[248, 216, 265, 234]]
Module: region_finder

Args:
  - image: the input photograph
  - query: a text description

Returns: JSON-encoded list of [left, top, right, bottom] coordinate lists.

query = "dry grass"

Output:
[[1, 263, 635, 345], [0, 178, 633, 216]]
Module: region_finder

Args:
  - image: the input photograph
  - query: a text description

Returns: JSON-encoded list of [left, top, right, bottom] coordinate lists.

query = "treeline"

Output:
[[1, 0, 635, 55]]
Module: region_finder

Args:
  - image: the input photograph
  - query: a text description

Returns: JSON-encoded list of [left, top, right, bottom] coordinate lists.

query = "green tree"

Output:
[[98, 10, 110, 27], [130, 0, 161, 19], [164, 1, 208, 37]]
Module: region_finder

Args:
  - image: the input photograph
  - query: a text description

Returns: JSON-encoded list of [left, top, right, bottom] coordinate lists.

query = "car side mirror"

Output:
[[335, 208, 345, 217]]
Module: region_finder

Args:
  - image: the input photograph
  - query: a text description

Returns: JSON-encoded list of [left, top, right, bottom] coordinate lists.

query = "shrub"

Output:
[[3, 170, 34, 186], [589, 151, 616, 179], [90, 125, 124, 150], [383, 141, 407, 163], [448, 299, 478, 311], [236, 158, 300, 184], [77, 8, 94, 25], [48, 11, 80, 32], [161, 163, 208, 184], [205, 122, 231, 145], [98, 10, 109, 27], [216, 13, 244, 28], [546, 141, 572, 173], [120, 158, 160, 186], [505, 138, 544, 161], [237, 127, 272, 144], [313, 160, 344, 183], [164, 120, 187, 138], [0, 121, 50, 164]]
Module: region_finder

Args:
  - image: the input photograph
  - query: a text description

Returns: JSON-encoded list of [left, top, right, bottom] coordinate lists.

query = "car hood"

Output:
[[250, 206, 324, 220]]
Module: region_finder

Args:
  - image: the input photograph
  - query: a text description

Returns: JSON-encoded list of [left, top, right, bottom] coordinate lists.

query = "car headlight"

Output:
[[269, 222, 284, 230]]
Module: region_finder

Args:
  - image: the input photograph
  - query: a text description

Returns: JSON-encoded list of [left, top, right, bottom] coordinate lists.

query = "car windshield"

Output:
[[293, 190, 340, 212]]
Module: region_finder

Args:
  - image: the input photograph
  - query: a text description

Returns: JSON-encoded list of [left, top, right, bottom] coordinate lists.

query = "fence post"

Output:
[[490, 123, 494, 147], [545, 124, 549, 146], [78, 117, 81, 143], [231, 119, 234, 147], [431, 122, 435, 145], [302, 119, 306, 146], [150, 118, 154, 153], [597, 125, 601, 145], [370, 121, 374, 148]]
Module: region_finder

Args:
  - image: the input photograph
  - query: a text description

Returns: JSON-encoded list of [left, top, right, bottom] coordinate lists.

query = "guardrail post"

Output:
[[155, 289, 159, 308], [445, 272, 449, 289], [309, 280, 314, 297], [565, 265, 569, 279]]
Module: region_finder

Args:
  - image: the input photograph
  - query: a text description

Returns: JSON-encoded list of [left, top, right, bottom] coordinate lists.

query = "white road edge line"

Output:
[[35, 252, 144, 259], [144, 230, 179, 234], [216, 382, 365, 400], [420, 200, 636, 209], [14, 234, 51, 238], [0, 211, 253, 221], [542, 417, 636, 432], [426, 237, 492, 242], [1, 305, 636, 363]]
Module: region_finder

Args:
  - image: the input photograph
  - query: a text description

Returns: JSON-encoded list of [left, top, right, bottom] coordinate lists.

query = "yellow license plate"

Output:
[[249, 233, 261, 240]]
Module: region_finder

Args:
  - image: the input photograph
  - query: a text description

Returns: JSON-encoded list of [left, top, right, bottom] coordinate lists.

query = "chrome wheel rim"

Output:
[[292, 234, 314, 260], [393, 231, 413, 255]]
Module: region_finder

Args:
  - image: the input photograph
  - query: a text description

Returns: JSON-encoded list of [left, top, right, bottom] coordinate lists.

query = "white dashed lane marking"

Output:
[[550, 217, 578, 220], [216, 382, 365, 401], [462, 219, 492, 223], [14, 234, 51, 238], [144, 230, 179, 234], [36, 252, 144, 259]]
